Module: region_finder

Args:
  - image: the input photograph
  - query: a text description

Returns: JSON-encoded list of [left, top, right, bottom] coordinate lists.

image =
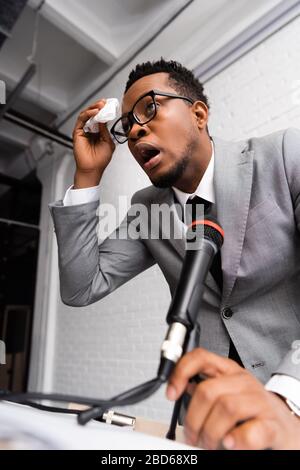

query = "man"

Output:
[[49, 59, 300, 448]]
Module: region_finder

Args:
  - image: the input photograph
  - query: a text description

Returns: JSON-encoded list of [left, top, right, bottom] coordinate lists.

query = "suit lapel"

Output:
[[212, 136, 254, 307]]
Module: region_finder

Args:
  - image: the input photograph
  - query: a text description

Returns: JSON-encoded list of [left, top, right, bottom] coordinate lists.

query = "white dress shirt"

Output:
[[62, 143, 300, 415], [63, 182, 100, 206]]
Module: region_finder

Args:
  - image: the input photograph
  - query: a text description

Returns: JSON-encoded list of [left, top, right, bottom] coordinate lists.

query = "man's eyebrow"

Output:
[[122, 90, 152, 115]]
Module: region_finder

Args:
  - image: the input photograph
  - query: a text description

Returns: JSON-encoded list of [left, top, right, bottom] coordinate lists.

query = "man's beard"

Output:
[[150, 144, 193, 188]]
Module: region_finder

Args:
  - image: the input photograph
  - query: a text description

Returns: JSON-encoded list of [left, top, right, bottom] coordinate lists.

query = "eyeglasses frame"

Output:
[[110, 89, 194, 143]]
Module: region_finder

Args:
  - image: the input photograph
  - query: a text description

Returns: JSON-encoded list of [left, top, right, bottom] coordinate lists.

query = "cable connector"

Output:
[[102, 410, 136, 428]]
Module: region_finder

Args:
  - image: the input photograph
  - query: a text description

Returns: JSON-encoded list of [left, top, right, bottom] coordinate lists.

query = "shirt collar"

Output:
[[172, 141, 215, 208]]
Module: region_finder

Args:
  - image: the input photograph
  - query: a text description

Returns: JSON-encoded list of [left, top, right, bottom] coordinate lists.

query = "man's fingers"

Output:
[[166, 348, 242, 401], [200, 392, 267, 449], [74, 100, 108, 132], [183, 373, 258, 446], [98, 121, 114, 144], [74, 108, 100, 132], [222, 418, 277, 450]]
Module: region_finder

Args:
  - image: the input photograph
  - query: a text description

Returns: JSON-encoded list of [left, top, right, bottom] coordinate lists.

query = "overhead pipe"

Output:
[[0, 63, 36, 119], [3, 110, 73, 150]]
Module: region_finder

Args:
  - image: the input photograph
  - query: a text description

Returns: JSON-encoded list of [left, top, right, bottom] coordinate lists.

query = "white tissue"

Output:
[[83, 98, 120, 133]]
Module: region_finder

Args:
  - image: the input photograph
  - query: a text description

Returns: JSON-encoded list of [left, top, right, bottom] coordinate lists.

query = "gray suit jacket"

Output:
[[50, 128, 300, 384]]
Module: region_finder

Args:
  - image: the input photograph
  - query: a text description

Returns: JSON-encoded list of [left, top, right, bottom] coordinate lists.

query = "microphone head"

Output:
[[186, 215, 224, 250]]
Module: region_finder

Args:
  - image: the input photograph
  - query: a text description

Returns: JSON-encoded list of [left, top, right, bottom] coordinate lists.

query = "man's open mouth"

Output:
[[134, 142, 160, 161], [134, 142, 162, 170]]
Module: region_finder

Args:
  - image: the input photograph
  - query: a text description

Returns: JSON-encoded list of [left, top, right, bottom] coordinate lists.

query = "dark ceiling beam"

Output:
[[0, 0, 28, 49], [3, 110, 74, 150], [0, 63, 36, 120], [0, 172, 40, 189]]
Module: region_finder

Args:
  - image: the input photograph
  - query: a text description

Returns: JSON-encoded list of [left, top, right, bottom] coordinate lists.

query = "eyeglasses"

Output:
[[110, 89, 194, 144]]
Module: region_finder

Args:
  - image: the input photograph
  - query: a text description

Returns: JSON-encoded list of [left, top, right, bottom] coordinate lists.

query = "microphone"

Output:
[[158, 216, 224, 381]]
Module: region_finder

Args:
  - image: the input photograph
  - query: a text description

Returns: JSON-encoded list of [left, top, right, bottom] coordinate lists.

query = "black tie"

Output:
[[185, 196, 243, 367]]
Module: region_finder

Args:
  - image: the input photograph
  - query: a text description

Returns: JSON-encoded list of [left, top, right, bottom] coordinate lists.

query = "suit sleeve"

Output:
[[49, 196, 155, 307], [272, 128, 300, 380]]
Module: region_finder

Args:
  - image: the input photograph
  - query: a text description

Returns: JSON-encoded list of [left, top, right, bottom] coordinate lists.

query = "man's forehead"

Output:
[[122, 72, 174, 112]]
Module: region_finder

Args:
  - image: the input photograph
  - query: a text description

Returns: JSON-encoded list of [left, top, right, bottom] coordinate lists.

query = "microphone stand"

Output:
[[165, 295, 204, 440], [165, 333, 190, 440]]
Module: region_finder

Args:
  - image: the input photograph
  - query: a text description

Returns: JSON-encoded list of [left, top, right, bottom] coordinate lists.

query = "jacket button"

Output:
[[222, 307, 233, 319]]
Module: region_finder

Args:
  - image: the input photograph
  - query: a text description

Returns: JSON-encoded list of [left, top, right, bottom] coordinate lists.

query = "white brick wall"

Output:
[[53, 267, 171, 420], [49, 14, 300, 422], [206, 16, 300, 139]]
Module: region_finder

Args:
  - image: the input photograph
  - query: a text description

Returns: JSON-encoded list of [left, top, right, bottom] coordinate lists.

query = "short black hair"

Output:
[[125, 58, 209, 109]]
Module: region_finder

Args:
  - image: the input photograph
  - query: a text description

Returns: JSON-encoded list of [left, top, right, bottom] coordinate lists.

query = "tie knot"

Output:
[[185, 196, 211, 224], [186, 196, 211, 214]]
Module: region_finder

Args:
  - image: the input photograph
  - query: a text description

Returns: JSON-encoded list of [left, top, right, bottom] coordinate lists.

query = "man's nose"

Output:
[[129, 121, 149, 140]]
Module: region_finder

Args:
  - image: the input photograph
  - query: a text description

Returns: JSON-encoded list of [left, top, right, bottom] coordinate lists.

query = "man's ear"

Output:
[[192, 101, 209, 130]]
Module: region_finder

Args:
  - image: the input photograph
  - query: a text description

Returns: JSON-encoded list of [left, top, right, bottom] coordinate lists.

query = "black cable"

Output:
[[15, 400, 80, 415], [78, 378, 162, 425], [0, 376, 165, 426], [0, 376, 161, 407], [0, 391, 104, 407], [111, 377, 159, 402]]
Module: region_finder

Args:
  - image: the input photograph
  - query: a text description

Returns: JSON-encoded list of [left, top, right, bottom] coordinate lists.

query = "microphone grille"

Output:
[[189, 216, 224, 250], [204, 222, 224, 250]]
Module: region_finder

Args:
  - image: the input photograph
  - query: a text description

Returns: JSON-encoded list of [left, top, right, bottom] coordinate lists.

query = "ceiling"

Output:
[[0, 0, 284, 180], [0, 0, 193, 177], [1, 0, 188, 116]]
